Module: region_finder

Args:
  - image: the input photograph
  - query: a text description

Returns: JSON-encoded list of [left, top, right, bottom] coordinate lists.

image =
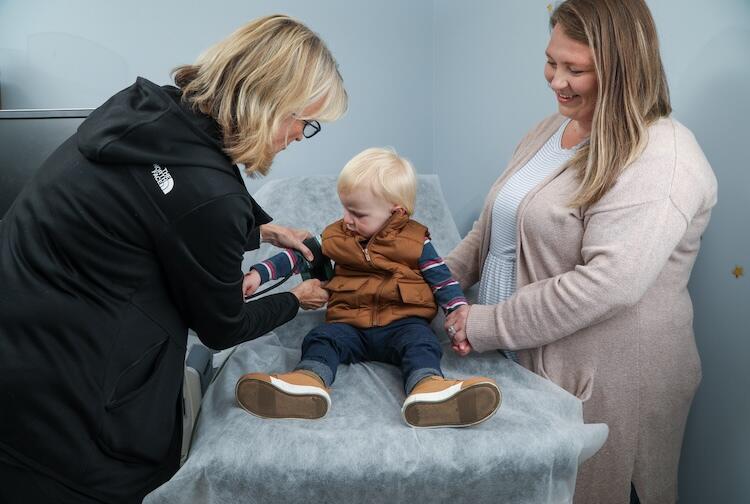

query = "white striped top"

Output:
[[478, 119, 578, 309]]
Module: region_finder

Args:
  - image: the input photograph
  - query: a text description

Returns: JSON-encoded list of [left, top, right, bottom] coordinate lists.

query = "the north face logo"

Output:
[[151, 164, 174, 195]]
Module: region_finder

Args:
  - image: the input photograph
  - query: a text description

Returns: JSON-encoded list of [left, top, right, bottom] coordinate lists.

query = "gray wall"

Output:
[[1, 1, 747, 501], [0, 0, 434, 192], [433, 2, 553, 234], [656, 2, 750, 502]]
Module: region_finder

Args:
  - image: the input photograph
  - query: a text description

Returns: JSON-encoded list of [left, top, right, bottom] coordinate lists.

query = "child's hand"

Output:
[[450, 328, 473, 356], [243, 270, 262, 298]]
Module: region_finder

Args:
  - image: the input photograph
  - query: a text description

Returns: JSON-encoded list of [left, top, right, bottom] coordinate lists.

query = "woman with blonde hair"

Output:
[[0, 14, 346, 503], [444, 1, 716, 502]]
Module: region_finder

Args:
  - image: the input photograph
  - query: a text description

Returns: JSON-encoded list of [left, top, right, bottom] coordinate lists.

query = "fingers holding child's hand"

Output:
[[290, 279, 329, 310], [445, 304, 470, 342], [446, 305, 472, 356]]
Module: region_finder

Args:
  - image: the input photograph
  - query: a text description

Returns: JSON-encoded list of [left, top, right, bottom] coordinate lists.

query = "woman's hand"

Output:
[[260, 223, 314, 261], [290, 279, 329, 310], [242, 270, 262, 298], [446, 305, 472, 356], [445, 304, 469, 335]]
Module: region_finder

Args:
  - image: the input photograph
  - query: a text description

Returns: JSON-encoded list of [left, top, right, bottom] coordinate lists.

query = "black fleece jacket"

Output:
[[0, 77, 298, 503]]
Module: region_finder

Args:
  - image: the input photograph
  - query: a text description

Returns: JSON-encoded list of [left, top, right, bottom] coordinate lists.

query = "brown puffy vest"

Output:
[[321, 213, 438, 328]]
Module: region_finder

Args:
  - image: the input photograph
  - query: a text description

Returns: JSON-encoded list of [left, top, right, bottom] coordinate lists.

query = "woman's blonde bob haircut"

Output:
[[337, 147, 418, 216], [551, 0, 671, 207], [172, 14, 348, 176]]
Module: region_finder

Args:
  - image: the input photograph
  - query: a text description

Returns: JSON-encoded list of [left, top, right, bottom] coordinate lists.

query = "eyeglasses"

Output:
[[302, 119, 321, 139]]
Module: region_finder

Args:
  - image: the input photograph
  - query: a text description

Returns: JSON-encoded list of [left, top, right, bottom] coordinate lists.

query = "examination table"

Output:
[[144, 175, 608, 504]]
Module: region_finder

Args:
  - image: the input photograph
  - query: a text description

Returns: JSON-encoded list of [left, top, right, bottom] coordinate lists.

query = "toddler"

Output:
[[235, 148, 501, 428]]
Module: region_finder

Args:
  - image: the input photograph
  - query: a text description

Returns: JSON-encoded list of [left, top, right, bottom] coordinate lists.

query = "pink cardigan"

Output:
[[445, 114, 717, 504]]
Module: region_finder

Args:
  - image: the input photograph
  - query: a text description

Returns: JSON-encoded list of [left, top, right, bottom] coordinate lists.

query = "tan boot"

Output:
[[402, 376, 501, 428], [235, 370, 331, 420]]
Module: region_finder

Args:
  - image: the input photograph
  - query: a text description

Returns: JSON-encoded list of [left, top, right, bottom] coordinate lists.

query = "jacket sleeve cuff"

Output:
[[285, 291, 300, 311], [465, 304, 503, 353]]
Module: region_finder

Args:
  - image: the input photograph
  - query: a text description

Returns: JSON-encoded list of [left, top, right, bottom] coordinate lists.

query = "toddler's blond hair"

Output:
[[337, 147, 417, 215]]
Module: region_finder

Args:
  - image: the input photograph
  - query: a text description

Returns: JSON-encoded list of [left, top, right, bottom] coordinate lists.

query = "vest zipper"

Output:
[[358, 237, 375, 265], [358, 237, 383, 326], [372, 276, 389, 327]]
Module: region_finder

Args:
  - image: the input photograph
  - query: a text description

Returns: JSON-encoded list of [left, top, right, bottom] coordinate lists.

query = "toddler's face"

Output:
[[339, 188, 399, 239]]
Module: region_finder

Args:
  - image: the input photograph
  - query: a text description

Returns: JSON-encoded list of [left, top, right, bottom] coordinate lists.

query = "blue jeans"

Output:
[[295, 317, 443, 395]]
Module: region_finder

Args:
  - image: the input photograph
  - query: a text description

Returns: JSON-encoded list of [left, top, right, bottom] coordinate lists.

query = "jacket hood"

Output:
[[77, 77, 230, 171]]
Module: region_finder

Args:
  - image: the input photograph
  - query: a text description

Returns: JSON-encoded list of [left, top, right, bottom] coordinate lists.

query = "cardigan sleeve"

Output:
[[465, 194, 691, 352]]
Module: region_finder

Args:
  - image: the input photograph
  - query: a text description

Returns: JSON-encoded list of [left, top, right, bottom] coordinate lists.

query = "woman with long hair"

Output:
[[445, 1, 717, 502]]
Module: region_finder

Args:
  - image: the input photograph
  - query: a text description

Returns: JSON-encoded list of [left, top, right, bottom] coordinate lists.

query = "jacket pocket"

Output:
[[106, 338, 168, 409], [97, 321, 183, 464]]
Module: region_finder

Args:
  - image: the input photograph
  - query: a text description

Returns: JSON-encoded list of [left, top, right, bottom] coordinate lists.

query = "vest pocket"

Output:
[[326, 276, 368, 292], [397, 282, 433, 306], [326, 276, 369, 305], [325, 276, 370, 315]]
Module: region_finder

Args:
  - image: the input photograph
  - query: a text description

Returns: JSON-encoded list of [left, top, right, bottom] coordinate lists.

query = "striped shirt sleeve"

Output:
[[419, 237, 468, 313], [251, 248, 306, 284]]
